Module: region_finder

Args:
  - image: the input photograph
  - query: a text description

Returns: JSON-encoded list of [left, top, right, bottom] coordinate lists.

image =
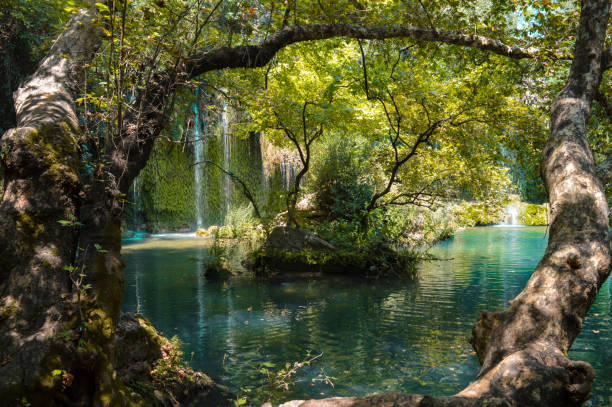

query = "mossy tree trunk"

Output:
[[0, 3, 137, 406]]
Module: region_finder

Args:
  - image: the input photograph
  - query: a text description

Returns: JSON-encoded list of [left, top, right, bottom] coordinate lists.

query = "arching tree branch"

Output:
[[185, 24, 540, 77]]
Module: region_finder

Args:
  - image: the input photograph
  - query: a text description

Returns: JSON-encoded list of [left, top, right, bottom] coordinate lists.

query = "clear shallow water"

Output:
[[122, 227, 612, 406]]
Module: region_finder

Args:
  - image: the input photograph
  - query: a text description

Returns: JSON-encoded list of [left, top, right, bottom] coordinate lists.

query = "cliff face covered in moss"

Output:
[[126, 92, 296, 233]]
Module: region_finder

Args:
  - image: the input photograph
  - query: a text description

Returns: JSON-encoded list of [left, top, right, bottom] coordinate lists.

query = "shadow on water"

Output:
[[121, 227, 612, 406]]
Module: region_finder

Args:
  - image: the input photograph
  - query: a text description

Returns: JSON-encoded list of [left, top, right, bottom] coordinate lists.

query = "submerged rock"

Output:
[[115, 313, 228, 406], [264, 226, 336, 252]]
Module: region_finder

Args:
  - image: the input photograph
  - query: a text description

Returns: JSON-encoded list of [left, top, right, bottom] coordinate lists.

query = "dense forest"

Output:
[[0, 0, 611, 406]]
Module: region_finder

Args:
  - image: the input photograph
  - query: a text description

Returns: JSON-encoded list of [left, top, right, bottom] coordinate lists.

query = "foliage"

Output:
[[138, 139, 196, 231], [308, 136, 374, 221], [151, 336, 186, 387], [231, 352, 327, 406], [225, 203, 256, 235], [519, 203, 548, 226], [217, 225, 235, 239], [252, 246, 419, 279], [202, 236, 231, 280], [451, 201, 505, 227]]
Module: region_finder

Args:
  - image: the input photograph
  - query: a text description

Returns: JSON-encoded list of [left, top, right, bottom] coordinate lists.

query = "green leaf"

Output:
[[95, 2, 109, 12]]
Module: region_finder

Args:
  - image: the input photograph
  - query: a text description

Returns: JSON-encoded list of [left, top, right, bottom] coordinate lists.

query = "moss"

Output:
[[196, 228, 210, 237], [0, 303, 18, 320], [520, 203, 548, 226], [118, 314, 215, 406], [16, 212, 45, 244], [251, 247, 419, 279], [23, 122, 80, 186], [138, 140, 197, 230]]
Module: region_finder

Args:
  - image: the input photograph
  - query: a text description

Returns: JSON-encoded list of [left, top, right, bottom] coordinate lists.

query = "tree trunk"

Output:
[[0, 4, 136, 406], [275, 1, 612, 406]]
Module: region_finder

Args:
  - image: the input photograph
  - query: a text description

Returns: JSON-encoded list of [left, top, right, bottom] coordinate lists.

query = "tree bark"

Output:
[[0, 3, 136, 406], [185, 24, 539, 77], [273, 1, 612, 406]]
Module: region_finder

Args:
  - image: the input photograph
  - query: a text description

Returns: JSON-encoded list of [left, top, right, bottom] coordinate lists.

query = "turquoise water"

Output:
[[121, 227, 612, 406]]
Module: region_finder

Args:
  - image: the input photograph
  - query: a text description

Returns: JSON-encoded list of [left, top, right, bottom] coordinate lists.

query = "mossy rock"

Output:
[[520, 203, 548, 226], [196, 228, 209, 237], [115, 313, 220, 407], [250, 246, 419, 279], [204, 262, 234, 281]]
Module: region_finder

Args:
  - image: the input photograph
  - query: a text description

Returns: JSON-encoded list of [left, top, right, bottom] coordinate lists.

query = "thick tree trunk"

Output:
[[274, 1, 612, 407], [0, 4, 136, 406]]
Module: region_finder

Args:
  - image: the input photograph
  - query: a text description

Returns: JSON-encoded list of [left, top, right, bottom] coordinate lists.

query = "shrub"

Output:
[[308, 137, 374, 221], [224, 203, 256, 236], [452, 201, 504, 226], [520, 203, 548, 226]]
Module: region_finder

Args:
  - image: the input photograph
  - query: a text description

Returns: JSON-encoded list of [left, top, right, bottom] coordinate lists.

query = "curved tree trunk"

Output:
[[275, 1, 612, 406]]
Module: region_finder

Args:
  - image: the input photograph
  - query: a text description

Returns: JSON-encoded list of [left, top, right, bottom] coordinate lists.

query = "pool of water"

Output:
[[121, 227, 612, 406]]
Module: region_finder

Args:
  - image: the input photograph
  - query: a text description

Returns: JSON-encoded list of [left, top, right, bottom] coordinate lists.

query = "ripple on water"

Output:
[[121, 226, 612, 406]]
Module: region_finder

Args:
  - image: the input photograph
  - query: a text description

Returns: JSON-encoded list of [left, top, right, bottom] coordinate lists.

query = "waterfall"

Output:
[[193, 90, 205, 229], [280, 160, 296, 190], [222, 103, 231, 215], [132, 176, 141, 230], [507, 206, 519, 225], [502, 202, 521, 226]]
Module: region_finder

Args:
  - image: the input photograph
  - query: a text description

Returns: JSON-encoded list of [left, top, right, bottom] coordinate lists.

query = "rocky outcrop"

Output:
[[115, 313, 225, 407]]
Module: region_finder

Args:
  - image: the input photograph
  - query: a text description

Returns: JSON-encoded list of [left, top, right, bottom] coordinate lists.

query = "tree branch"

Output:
[[185, 24, 539, 77]]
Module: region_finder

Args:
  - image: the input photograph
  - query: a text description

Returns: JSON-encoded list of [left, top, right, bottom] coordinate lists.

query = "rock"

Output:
[[115, 313, 224, 407], [272, 211, 288, 227], [295, 193, 317, 211], [264, 226, 335, 252]]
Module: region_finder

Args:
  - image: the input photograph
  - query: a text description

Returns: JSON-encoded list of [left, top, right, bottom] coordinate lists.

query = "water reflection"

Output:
[[122, 227, 611, 406]]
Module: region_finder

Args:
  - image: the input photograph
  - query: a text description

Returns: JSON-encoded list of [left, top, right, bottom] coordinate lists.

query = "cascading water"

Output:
[[506, 206, 519, 225], [132, 176, 142, 230], [222, 103, 231, 215], [499, 202, 522, 227], [280, 160, 296, 190], [193, 90, 205, 229]]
